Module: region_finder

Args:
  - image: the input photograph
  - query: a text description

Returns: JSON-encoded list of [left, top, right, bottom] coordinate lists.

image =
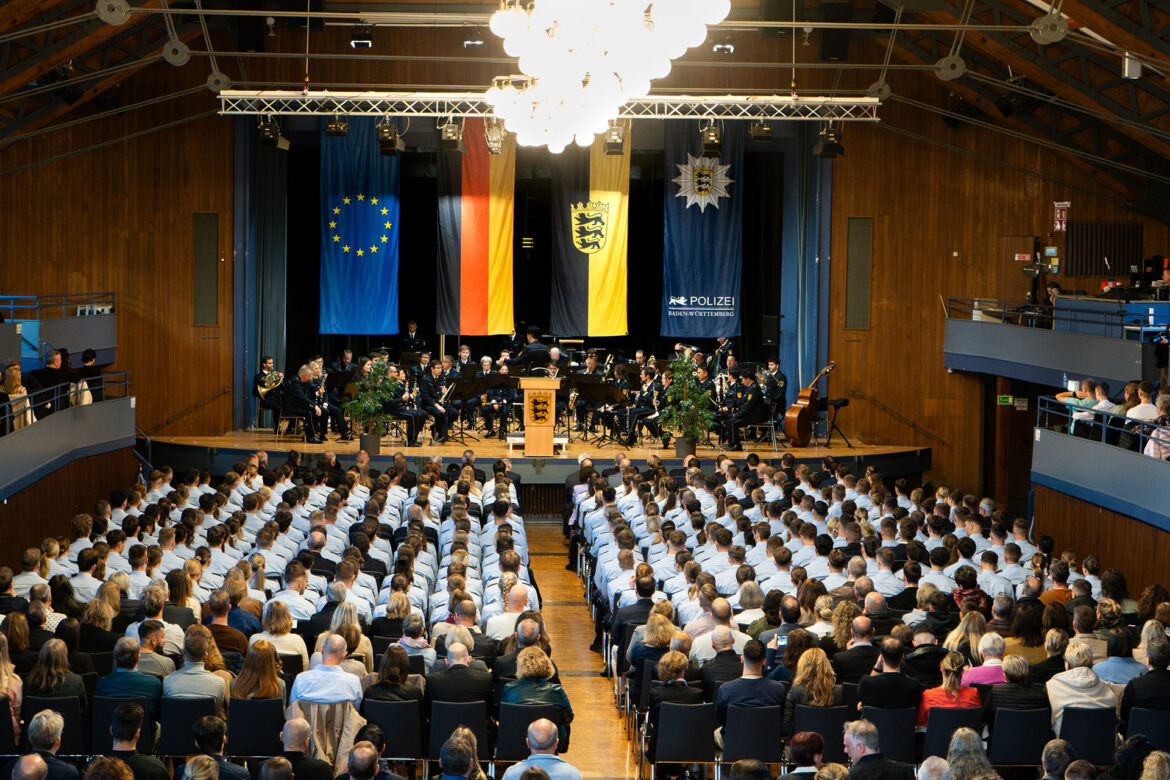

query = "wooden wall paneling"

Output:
[[0, 448, 138, 569], [1032, 484, 1170, 596]]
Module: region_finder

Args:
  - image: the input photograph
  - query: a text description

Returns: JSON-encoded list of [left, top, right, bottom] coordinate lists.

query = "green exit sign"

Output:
[[997, 395, 1014, 405]]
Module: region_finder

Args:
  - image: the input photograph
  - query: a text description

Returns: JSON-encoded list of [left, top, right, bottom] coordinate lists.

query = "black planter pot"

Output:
[[359, 432, 381, 455], [674, 437, 697, 458]]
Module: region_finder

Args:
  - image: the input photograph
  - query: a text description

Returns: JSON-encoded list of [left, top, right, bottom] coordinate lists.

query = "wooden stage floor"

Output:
[[153, 428, 925, 463]]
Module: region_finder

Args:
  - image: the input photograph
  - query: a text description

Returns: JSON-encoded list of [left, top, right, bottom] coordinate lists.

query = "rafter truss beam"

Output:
[[217, 91, 882, 120], [1059, 0, 1170, 66]]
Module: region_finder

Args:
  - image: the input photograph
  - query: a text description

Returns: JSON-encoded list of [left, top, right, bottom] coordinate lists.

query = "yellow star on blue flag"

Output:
[[329, 194, 396, 262]]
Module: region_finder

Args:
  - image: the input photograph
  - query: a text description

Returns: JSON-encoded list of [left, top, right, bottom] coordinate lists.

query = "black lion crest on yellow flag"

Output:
[[571, 201, 608, 254], [528, 393, 552, 425]]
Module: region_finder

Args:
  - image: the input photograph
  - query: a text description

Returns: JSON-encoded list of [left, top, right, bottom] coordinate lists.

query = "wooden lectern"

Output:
[[519, 376, 562, 457]]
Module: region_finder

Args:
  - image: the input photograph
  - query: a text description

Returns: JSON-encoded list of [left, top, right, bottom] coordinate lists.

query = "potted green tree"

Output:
[[342, 359, 398, 456], [657, 355, 715, 458]]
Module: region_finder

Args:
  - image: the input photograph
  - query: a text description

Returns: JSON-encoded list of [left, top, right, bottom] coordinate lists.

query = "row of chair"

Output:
[[638, 703, 1170, 780]]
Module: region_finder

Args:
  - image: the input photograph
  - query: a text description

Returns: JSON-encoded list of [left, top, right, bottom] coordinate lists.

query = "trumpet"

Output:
[[257, 371, 284, 399]]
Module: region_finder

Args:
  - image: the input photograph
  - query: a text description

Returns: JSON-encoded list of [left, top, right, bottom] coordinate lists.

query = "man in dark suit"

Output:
[[832, 616, 880, 685], [494, 618, 559, 685], [25, 603, 55, 652], [284, 366, 325, 444], [700, 630, 744, 702], [610, 576, 657, 653], [647, 650, 704, 762], [857, 638, 922, 710], [713, 639, 787, 727], [399, 321, 427, 356], [280, 718, 336, 780], [1120, 636, 1170, 734], [304, 534, 336, 577], [506, 326, 550, 375], [305, 582, 346, 640], [0, 569, 29, 616], [433, 600, 498, 670], [902, 630, 948, 689], [724, 369, 767, 451], [844, 720, 913, 780], [425, 641, 493, 712], [419, 361, 451, 444], [11, 710, 80, 780], [252, 356, 282, 431]]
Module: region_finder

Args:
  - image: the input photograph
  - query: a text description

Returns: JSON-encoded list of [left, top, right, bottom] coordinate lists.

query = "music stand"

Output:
[[399, 352, 421, 370], [585, 383, 630, 446], [567, 374, 602, 441], [445, 378, 485, 443], [460, 365, 479, 382]]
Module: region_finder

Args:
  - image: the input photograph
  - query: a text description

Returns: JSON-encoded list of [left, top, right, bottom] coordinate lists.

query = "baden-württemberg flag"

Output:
[[319, 117, 401, 334], [436, 118, 516, 335], [661, 120, 744, 338], [548, 119, 631, 337]]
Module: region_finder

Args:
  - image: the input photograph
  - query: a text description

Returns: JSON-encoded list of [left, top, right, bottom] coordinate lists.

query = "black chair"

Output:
[[428, 701, 489, 761], [792, 705, 850, 763], [1059, 707, 1114, 766], [91, 696, 150, 755], [988, 708, 1052, 766], [841, 683, 859, 712], [722, 705, 784, 765], [81, 672, 99, 706], [22, 696, 86, 755], [86, 652, 114, 675], [226, 698, 285, 757], [653, 703, 716, 780], [158, 698, 217, 756], [1128, 708, 1170, 750], [362, 700, 424, 763], [407, 654, 428, 676], [862, 706, 917, 764], [372, 636, 397, 658], [496, 703, 557, 763], [0, 696, 17, 756], [220, 651, 245, 676], [922, 707, 983, 759]]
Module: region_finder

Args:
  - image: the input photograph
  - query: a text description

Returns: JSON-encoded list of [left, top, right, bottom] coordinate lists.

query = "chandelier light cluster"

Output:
[[484, 0, 731, 152]]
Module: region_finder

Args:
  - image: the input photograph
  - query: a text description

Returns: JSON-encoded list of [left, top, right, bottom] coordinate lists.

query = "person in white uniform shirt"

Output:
[[12, 548, 49, 600]]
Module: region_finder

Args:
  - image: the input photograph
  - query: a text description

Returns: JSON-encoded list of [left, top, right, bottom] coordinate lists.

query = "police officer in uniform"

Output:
[[384, 366, 426, 446], [418, 361, 451, 443], [399, 320, 427, 356], [624, 368, 669, 446], [724, 365, 767, 450]]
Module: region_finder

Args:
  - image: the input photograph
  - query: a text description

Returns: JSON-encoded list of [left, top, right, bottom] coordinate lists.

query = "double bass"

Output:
[[783, 361, 836, 447]]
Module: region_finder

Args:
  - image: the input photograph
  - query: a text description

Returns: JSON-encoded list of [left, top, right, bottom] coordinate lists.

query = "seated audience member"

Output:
[[81, 757, 134, 780], [1046, 641, 1118, 733], [52, 619, 95, 678], [78, 602, 119, 653], [784, 648, 844, 736], [258, 758, 294, 780], [1003, 604, 1047, 664], [646, 651, 703, 762], [858, 637, 923, 710], [289, 634, 362, 708], [903, 630, 948, 689], [500, 647, 574, 747], [95, 637, 163, 724], [175, 716, 250, 780], [731, 760, 769, 780], [133, 621, 176, 679], [25, 640, 86, 712], [1030, 629, 1071, 685], [843, 719, 913, 780], [832, 616, 880, 685], [981, 654, 1049, 733], [279, 718, 335, 780], [249, 600, 309, 671], [1065, 761, 1098, 780], [16, 710, 78, 780], [108, 703, 169, 780], [1120, 636, 1170, 735], [715, 639, 787, 729], [946, 727, 992, 780], [689, 598, 750, 663], [424, 642, 493, 710], [916, 758, 949, 780], [231, 640, 286, 704], [783, 732, 826, 780], [335, 727, 405, 780], [438, 734, 475, 780], [175, 756, 215, 780], [960, 633, 1006, 686], [1041, 740, 1074, 780], [500, 719, 583, 780], [396, 614, 436, 673], [628, 615, 675, 702], [163, 626, 229, 715], [206, 589, 249, 657], [1094, 628, 1147, 685], [702, 626, 745, 698], [917, 651, 980, 728], [363, 645, 424, 706]]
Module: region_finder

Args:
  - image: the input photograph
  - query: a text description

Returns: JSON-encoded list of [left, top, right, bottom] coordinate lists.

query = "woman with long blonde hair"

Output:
[[0, 635, 23, 736], [250, 600, 309, 669], [313, 601, 375, 672], [783, 647, 842, 735], [3, 365, 33, 430], [944, 610, 988, 665], [824, 600, 861, 656], [1141, 752, 1170, 780], [917, 651, 980, 727]]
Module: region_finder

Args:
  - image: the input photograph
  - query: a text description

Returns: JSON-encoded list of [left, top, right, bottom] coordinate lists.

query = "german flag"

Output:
[[548, 120, 631, 337], [436, 118, 516, 335]]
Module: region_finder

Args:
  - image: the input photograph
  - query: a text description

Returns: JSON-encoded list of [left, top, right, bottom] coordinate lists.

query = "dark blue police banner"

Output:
[[319, 117, 401, 334], [660, 120, 745, 338]]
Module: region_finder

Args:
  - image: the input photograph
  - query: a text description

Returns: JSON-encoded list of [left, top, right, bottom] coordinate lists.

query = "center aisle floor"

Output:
[[526, 520, 635, 780]]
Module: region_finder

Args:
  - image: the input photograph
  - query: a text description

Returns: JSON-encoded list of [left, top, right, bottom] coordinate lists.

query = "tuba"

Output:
[[258, 371, 284, 399]]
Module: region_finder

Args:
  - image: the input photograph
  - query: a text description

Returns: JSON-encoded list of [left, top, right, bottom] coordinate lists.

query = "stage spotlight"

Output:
[[713, 33, 735, 54], [325, 116, 348, 137], [376, 118, 404, 155], [603, 121, 626, 155], [464, 27, 486, 47], [441, 119, 466, 153], [485, 117, 505, 154], [749, 119, 773, 141], [700, 121, 721, 155], [813, 122, 843, 158], [258, 116, 289, 150], [350, 23, 373, 48]]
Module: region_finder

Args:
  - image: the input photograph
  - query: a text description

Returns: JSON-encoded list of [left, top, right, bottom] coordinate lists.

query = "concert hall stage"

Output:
[[150, 430, 932, 488]]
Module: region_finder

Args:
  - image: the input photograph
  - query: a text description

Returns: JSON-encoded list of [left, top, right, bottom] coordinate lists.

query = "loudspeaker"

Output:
[[819, 0, 852, 62], [762, 315, 779, 346], [759, 0, 796, 38]]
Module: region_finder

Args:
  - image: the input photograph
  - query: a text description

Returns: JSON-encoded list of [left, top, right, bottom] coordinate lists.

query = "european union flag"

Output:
[[319, 117, 401, 334]]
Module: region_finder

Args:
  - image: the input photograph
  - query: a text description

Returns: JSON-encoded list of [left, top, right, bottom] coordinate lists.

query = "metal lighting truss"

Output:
[[217, 90, 882, 121]]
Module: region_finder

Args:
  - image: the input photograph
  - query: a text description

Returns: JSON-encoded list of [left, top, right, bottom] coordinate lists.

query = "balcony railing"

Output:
[[0, 292, 116, 321], [1, 372, 131, 435]]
